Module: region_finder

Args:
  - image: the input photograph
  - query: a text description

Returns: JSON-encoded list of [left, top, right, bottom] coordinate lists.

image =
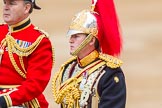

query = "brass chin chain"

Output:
[[71, 33, 94, 56], [1, 34, 46, 78]]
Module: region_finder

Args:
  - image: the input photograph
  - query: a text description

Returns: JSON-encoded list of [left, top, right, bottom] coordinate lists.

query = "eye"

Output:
[[75, 35, 80, 38], [71, 35, 79, 38], [10, 1, 17, 5], [3, 0, 17, 5], [3, 0, 6, 4]]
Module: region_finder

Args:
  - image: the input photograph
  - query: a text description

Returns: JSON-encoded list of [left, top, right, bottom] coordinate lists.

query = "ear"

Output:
[[89, 37, 96, 46], [24, 3, 31, 14]]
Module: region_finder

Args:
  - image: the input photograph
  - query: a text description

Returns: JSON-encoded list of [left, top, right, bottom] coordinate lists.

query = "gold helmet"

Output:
[[67, 0, 122, 56], [67, 10, 98, 37]]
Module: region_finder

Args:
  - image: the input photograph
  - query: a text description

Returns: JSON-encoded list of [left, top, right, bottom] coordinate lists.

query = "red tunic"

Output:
[[0, 19, 53, 108]]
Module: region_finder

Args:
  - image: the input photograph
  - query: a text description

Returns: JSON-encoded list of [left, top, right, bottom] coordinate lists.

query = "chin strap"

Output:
[[71, 34, 94, 56]]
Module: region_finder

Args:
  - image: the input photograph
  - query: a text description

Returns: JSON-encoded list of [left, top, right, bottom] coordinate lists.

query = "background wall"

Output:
[[0, 0, 162, 108]]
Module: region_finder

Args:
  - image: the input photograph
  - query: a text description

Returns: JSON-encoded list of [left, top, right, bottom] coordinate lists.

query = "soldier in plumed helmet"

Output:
[[52, 0, 126, 108], [0, 0, 54, 107]]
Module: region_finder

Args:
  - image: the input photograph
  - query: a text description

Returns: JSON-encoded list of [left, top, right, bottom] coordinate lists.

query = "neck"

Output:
[[77, 46, 95, 59], [8, 17, 31, 33], [77, 50, 99, 67]]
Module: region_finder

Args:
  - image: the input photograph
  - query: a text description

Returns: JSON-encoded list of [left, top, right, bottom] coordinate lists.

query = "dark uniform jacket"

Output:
[[52, 50, 126, 108]]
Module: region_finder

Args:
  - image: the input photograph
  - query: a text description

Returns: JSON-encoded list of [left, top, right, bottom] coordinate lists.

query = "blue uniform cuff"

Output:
[[0, 96, 7, 108]]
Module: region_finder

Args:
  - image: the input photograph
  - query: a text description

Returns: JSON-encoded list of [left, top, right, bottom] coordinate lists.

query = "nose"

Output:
[[3, 5, 9, 10], [3, 2, 10, 10]]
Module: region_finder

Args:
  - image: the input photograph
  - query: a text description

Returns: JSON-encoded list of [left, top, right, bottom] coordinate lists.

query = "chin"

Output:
[[3, 19, 10, 24], [70, 51, 73, 55], [70, 50, 74, 53]]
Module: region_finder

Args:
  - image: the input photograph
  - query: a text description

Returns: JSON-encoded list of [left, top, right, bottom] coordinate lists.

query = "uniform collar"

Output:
[[8, 17, 31, 33], [77, 50, 99, 67]]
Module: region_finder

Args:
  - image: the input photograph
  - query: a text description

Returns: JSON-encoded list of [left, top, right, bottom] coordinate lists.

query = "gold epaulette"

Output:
[[34, 27, 49, 38], [99, 53, 123, 68], [61, 56, 77, 67]]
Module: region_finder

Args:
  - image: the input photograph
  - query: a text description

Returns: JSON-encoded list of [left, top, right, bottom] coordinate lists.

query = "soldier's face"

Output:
[[3, 0, 30, 25], [69, 33, 87, 55]]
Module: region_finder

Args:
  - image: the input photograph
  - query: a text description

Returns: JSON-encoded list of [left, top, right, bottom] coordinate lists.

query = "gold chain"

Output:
[[1, 34, 46, 78], [6, 35, 45, 56], [52, 69, 81, 108], [52, 60, 104, 108], [52, 46, 55, 66], [71, 33, 94, 56], [19, 56, 27, 74]]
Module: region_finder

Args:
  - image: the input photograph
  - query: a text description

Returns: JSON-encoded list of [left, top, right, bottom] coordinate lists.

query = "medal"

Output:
[[79, 72, 88, 90]]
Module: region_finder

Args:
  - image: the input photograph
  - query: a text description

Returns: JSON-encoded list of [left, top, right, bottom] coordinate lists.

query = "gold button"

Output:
[[114, 76, 119, 83]]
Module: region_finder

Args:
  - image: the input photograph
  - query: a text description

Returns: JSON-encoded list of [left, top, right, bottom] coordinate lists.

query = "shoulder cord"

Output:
[[1, 34, 46, 78], [52, 60, 106, 108], [51, 45, 55, 67]]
